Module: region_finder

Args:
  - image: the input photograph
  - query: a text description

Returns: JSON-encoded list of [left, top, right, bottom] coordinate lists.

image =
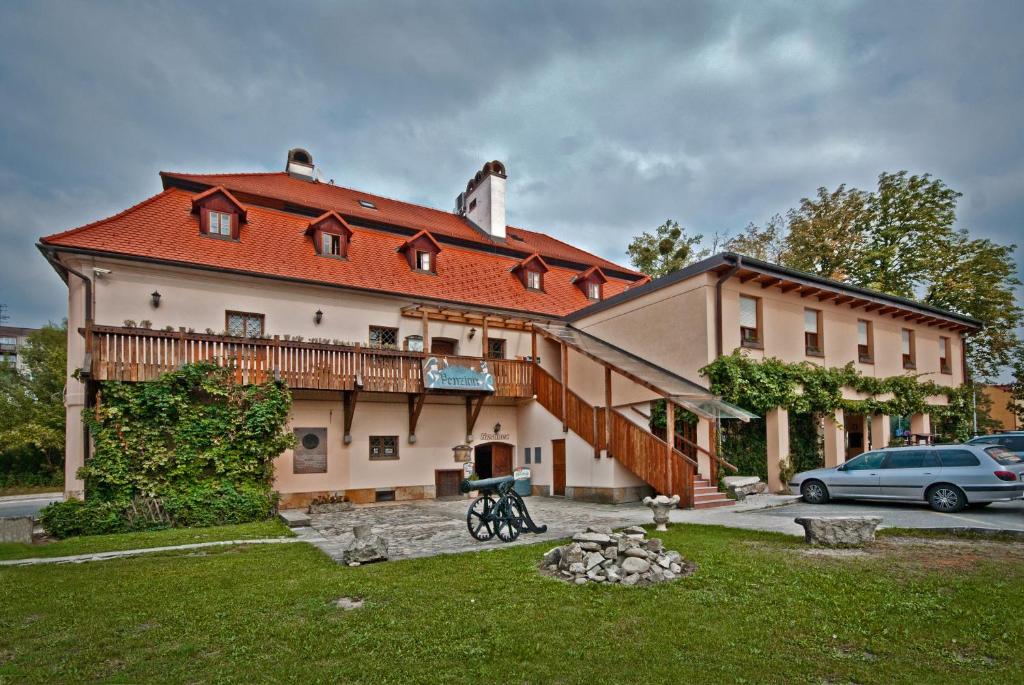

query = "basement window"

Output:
[[358, 199, 377, 209]]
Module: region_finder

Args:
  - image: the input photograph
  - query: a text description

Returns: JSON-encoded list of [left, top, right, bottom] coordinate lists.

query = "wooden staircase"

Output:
[[534, 366, 736, 510]]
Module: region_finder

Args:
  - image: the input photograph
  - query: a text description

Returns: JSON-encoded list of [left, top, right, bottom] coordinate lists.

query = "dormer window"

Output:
[[306, 211, 353, 259], [588, 282, 601, 300], [513, 253, 549, 292], [574, 265, 607, 300], [191, 186, 247, 240], [209, 211, 232, 236], [398, 230, 441, 274], [527, 270, 542, 290]]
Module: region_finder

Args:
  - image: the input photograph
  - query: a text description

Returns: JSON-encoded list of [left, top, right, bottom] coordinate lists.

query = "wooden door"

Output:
[[435, 470, 462, 498], [552, 439, 566, 496], [431, 338, 457, 355], [491, 444, 513, 477]]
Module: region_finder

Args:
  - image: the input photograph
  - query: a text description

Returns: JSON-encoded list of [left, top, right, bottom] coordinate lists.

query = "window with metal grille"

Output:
[[369, 435, 399, 460], [804, 309, 822, 356], [487, 338, 506, 359], [857, 320, 873, 363], [226, 311, 264, 338], [740, 295, 761, 347], [369, 326, 399, 349]]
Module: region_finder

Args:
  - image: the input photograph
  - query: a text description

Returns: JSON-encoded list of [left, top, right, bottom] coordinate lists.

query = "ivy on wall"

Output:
[[42, 363, 294, 537], [701, 351, 975, 442]]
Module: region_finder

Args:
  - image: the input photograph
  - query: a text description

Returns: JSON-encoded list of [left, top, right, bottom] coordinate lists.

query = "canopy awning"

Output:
[[535, 324, 757, 422]]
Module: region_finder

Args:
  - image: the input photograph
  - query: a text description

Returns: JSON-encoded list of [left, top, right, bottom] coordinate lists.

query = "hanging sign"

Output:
[[422, 357, 495, 392]]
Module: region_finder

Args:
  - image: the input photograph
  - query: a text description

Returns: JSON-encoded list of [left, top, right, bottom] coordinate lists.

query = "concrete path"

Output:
[[0, 492, 62, 519], [0, 537, 303, 567]]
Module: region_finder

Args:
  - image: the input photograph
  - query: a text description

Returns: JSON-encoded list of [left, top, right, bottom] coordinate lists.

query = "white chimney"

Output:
[[462, 160, 507, 240]]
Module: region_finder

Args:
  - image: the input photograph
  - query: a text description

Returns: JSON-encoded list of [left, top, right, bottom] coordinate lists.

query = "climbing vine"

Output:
[[701, 351, 975, 442], [41, 363, 294, 537]]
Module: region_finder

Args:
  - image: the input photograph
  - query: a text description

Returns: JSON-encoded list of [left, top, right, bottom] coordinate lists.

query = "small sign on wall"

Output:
[[293, 427, 327, 474]]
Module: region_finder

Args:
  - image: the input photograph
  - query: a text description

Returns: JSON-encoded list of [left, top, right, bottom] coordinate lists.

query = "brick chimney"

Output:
[[457, 160, 507, 240]]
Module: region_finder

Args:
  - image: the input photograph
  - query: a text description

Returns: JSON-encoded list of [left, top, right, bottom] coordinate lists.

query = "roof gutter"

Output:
[[715, 254, 741, 358], [38, 244, 92, 324]]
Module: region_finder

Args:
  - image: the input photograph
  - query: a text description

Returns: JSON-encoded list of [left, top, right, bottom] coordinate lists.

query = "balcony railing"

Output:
[[84, 325, 533, 398]]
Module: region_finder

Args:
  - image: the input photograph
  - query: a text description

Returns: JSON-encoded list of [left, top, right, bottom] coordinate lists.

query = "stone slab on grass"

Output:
[[794, 516, 883, 547], [278, 510, 312, 528], [0, 516, 33, 544]]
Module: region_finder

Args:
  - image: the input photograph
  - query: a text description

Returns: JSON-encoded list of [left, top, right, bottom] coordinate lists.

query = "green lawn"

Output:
[[0, 520, 292, 561], [1, 524, 1021, 684]]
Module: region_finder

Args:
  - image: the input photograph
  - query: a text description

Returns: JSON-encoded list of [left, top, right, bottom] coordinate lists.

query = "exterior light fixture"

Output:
[[452, 443, 473, 463], [314, 309, 323, 325], [150, 290, 161, 308], [468, 327, 477, 339], [493, 422, 502, 434]]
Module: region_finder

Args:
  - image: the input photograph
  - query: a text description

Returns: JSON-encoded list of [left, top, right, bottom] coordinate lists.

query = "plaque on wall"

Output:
[[293, 427, 328, 474]]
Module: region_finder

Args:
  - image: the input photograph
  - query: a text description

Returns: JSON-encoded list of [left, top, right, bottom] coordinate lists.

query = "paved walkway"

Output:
[[0, 537, 303, 567], [302, 494, 799, 561]]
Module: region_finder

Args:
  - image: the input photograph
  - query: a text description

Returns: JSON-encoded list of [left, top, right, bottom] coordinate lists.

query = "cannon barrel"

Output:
[[460, 475, 515, 494]]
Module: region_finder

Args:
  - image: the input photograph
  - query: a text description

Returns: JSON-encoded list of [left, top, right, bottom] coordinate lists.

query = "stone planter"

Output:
[[642, 494, 680, 531], [794, 516, 883, 547]]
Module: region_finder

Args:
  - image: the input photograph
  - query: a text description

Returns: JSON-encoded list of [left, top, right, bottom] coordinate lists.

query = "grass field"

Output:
[[0, 520, 292, 561], [1, 524, 1021, 684]]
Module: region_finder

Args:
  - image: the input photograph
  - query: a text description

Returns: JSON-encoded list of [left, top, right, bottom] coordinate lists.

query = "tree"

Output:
[[627, 219, 708, 278], [0, 322, 67, 483], [784, 184, 870, 280], [724, 214, 787, 263], [854, 171, 961, 298]]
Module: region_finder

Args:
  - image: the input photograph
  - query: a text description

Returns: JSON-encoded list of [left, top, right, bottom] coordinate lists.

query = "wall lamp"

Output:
[[468, 327, 477, 339], [493, 421, 502, 434], [314, 309, 323, 325], [150, 290, 161, 308]]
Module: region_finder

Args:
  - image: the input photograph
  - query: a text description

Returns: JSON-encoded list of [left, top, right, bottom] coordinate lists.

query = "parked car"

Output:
[[789, 444, 1024, 512], [966, 431, 1024, 458]]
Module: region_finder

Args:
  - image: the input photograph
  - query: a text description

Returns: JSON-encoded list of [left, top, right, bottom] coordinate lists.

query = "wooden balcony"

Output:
[[84, 325, 533, 398]]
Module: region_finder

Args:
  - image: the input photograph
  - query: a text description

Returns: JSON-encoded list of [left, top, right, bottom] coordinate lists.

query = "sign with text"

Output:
[[422, 356, 495, 392]]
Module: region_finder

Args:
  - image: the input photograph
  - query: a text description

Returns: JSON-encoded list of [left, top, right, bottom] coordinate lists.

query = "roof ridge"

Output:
[[39, 188, 182, 243]]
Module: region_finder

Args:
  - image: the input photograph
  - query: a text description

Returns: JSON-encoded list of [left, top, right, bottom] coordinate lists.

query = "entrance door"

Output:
[[435, 470, 463, 498], [552, 439, 566, 496], [431, 338, 458, 355], [491, 443, 513, 477]]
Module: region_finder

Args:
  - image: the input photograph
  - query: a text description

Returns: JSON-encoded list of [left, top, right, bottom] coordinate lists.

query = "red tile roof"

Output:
[[159, 171, 638, 275], [41, 188, 636, 317]]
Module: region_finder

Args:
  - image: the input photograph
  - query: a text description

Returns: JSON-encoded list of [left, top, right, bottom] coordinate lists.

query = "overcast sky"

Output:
[[1, 0, 1022, 332]]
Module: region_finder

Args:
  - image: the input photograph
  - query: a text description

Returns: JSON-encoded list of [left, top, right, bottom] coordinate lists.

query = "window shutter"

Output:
[[739, 297, 757, 328]]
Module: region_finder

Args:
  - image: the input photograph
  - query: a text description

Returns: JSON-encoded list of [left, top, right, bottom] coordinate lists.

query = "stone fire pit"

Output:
[[540, 525, 696, 586]]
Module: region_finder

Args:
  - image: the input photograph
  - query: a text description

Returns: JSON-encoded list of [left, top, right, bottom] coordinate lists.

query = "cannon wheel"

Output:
[[467, 495, 496, 541], [493, 495, 523, 542]]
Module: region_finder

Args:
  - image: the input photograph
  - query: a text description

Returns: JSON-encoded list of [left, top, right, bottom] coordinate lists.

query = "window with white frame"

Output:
[[208, 211, 232, 236], [322, 233, 343, 256], [526, 270, 542, 290], [587, 281, 601, 300], [415, 250, 431, 271]]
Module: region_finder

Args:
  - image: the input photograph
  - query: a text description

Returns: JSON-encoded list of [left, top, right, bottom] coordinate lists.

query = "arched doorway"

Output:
[[474, 442, 513, 479]]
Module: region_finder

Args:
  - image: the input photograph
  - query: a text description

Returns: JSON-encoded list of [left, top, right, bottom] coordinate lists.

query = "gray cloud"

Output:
[[1, 0, 1021, 336]]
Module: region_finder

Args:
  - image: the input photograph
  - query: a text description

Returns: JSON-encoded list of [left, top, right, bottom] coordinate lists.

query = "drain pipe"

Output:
[[714, 254, 741, 358]]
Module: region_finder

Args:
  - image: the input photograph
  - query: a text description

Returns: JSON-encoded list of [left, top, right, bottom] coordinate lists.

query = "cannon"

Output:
[[460, 475, 548, 542]]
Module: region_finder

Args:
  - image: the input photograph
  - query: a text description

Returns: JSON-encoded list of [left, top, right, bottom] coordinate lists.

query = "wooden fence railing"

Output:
[[534, 366, 563, 417], [86, 325, 532, 398]]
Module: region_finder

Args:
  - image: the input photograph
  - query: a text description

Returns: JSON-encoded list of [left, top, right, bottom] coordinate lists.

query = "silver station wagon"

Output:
[[790, 445, 1024, 512]]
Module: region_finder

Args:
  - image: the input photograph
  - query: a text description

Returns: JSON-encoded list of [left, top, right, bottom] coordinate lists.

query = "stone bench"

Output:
[[794, 516, 882, 547]]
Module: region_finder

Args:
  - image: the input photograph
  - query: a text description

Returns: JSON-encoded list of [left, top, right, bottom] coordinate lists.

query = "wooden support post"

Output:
[[343, 390, 358, 444], [531, 330, 538, 395], [421, 310, 429, 351], [466, 395, 486, 443], [482, 318, 489, 358], [408, 393, 426, 443], [560, 342, 569, 432], [604, 365, 612, 457], [666, 400, 675, 496]]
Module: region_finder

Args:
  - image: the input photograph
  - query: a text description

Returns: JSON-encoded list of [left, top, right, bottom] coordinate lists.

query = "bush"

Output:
[[40, 499, 132, 538]]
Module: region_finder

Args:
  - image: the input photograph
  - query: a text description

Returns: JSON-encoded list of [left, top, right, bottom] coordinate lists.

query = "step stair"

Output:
[[690, 478, 735, 510]]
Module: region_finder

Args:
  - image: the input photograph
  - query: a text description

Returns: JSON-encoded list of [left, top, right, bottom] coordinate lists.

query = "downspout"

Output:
[[714, 254, 741, 358]]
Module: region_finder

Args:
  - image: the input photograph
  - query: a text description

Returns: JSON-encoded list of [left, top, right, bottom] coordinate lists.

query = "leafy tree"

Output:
[[724, 214, 787, 263], [627, 219, 708, 278], [784, 184, 870, 280], [0, 322, 67, 483]]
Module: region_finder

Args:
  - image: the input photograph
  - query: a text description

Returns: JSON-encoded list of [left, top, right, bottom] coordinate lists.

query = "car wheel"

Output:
[[927, 484, 966, 513], [801, 480, 829, 505]]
